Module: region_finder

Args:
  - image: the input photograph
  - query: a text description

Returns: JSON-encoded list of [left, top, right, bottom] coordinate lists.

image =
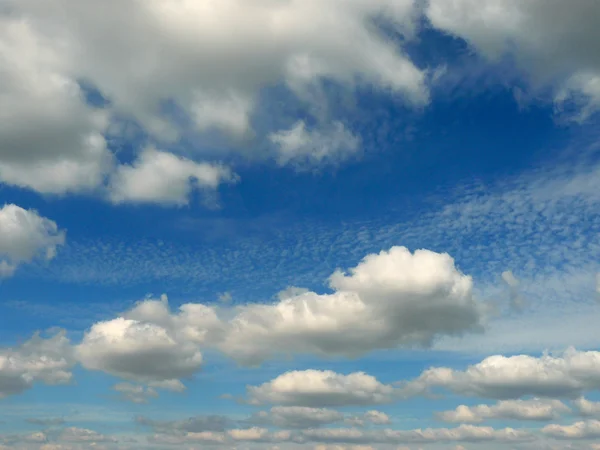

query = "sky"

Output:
[[1, 0, 600, 449]]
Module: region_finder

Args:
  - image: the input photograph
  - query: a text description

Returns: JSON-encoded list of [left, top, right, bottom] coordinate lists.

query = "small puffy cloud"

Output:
[[436, 398, 570, 423], [0, 330, 74, 399], [362, 411, 391, 425], [219, 246, 487, 365], [542, 420, 600, 440], [573, 397, 600, 417], [227, 428, 291, 443], [270, 121, 361, 168], [400, 348, 600, 400], [112, 382, 158, 404], [426, 0, 600, 118], [75, 294, 221, 386], [247, 370, 395, 407], [108, 148, 238, 206], [0, 204, 65, 278]]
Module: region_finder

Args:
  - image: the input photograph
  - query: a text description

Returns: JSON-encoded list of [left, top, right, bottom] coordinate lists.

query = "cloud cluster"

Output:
[[401, 348, 600, 400], [0, 204, 65, 278], [437, 399, 571, 423], [219, 246, 487, 365], [0, 331, 74, 399]]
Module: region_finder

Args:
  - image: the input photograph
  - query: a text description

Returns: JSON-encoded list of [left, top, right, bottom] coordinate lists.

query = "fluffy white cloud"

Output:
[[112, 382, 158, 404], [401, 348, 600, 400], [269, 121, 361, 168], [247, 370, 395, 407], [362, 411, 391, 425], [426, 0, 600, 118], [108, 148, 237, 206], [0, 331, 74, 399], [58, 427, 115, 443], [4, 0, 426, 149], [0, 17, 112, 194], [573, 397, 600, 418], [542, 420, 600, 440], [228, 428, 291, 443], [75, 294, 221, 386], [0, 204, 65, 277], [219, 246, 487, 365], [436, 399, 571, 423]]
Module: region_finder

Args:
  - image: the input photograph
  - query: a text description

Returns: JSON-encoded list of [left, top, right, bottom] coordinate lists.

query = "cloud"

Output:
[[4, 0, 427, 163], [112, 382, 158, 404], [0, 17, 112, 194], [58, 427, 115, 443], [227, 428, 291, 443], [436, 399, 571, 423], [219, 246, 487, 365], [501, 270, 524, 311], [136, 414, 231, 433], [74, 294, 221, 386], [248, 407, 345, 429], [300, 425, 534, 444], [362, 411, 391, 425], [247, 370, 395, 407], [542, 420, 600, 440], [269, 121, 361, 168], [426, 0, 600, 118], [0, 204, 65, 278], [0, 330, 74, 399], [108, 147, 238, 206], [400, 348, 600, 400], [573, 398, 600, 418]]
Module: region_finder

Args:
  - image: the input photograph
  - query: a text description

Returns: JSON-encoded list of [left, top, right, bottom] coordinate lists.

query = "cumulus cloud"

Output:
[[228, 427, 291, 443], [112, 382, 159, 404], [136, 414, 231, 434], [0, 204, 65, 277], [270, 121, 361, 168], [75, 294, 221, 387], [108, 148, 238, 206], [247, 370, 395, 407], [400, 348, 600, 400], [2, 0, 427, 180], [573, 397, 600, 418], [0, 330, 74, 399], [436, 398, 571, 423], [542, 420, 600, 440], [0, 17, 112, 194], [426, 0, 600, 118], [219, 246, 487, 365], [58, 427, 115, 443]]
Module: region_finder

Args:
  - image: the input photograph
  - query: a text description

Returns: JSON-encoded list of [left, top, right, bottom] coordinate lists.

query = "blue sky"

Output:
[[1, 1, 600, 449]]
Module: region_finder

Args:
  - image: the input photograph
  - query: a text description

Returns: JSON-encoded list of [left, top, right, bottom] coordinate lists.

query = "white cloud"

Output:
[[58, 427, 115, 443], [219, 246, 487, 365], [362, 411, 391, 425], [501, 270, 524, 312], [0, 330, 74, 399], [542, 420, 600, 440], [0, 204, 65, 277], [0, 17, 112, 194], [436, 399, 571, 423], [401, 348, 600, 400], [426, 0, 600, 118], [75, 294, 221, 386], [112, 382, 159, 404], [108, 147, 238, 206], [227, 428, 291, 443], [270, 121, 361, 168], [573, 397, 600, 418], [247, 370, 395, 407], [136, 414, 230, 434], [6, 0, 427, 146]]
